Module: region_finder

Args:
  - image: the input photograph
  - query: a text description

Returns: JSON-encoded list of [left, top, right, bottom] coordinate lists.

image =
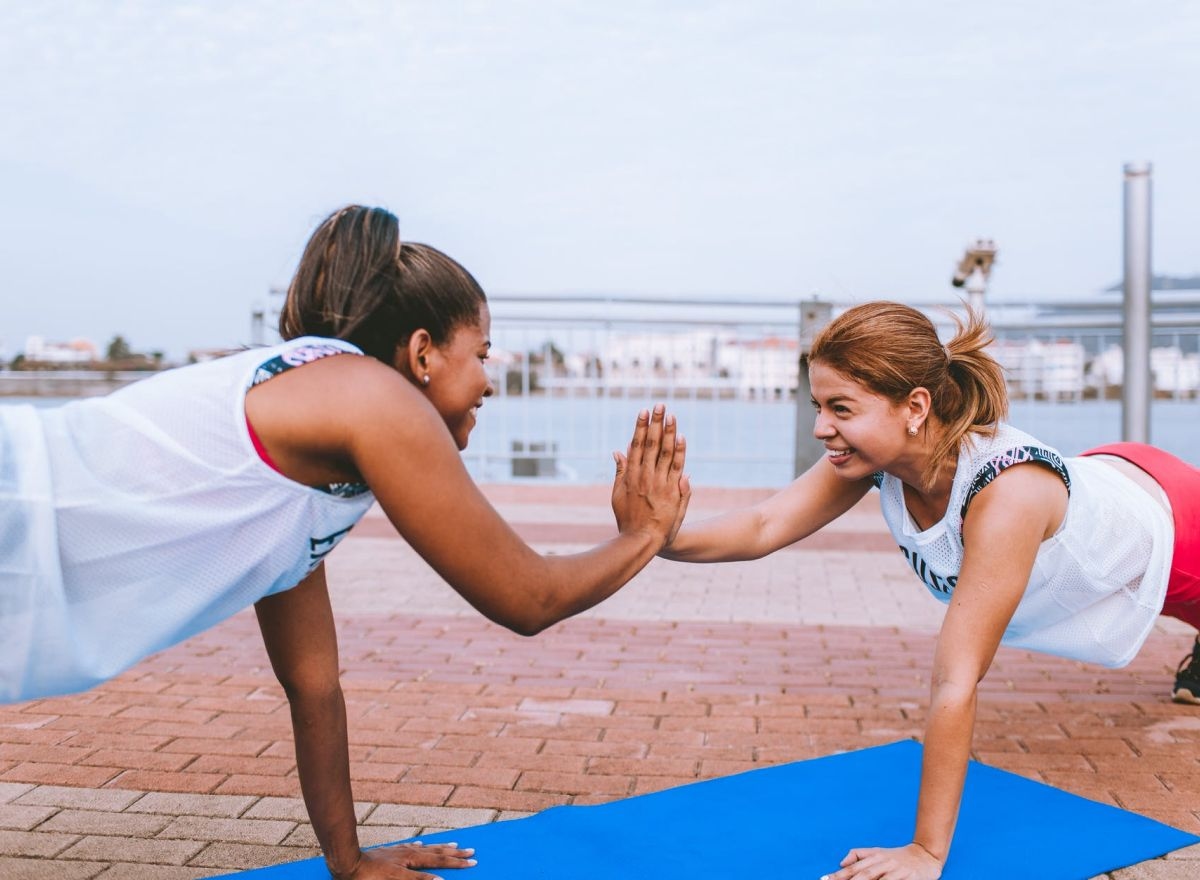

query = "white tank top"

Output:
[[876, 423, 1173, 668], [0, 337, 375, 701]]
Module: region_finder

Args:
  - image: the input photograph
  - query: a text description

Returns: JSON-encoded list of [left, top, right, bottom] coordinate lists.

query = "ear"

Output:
[[905, 386, 933, 428], [393, 329, 435, 383]]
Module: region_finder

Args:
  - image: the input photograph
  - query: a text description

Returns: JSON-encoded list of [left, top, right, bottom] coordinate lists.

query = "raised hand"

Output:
[[332, 841, 477, 879], [611, 404, 691, 549]]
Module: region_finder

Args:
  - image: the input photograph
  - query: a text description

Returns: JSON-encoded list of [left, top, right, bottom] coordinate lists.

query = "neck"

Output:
[[892, 423, 955, 501]]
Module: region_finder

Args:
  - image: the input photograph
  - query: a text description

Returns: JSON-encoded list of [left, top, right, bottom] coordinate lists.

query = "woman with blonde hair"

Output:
[[661, 300, 1199, 880]]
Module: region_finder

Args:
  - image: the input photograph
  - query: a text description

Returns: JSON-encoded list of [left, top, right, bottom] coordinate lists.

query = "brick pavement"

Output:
[[0, 485, 1197, 879]]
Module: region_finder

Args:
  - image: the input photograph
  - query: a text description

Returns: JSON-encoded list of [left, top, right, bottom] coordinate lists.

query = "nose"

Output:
[[483, 376, 496, 398], [812, 411, 835, 440]]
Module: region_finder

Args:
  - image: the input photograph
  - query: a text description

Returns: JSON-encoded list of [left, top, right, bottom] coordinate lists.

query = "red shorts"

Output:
[[1080, 442, 1200, 630]]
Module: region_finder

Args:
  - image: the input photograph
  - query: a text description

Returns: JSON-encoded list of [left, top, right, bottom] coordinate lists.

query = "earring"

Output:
[[907, 423, 918, 436], [421, 374, 431, 386]]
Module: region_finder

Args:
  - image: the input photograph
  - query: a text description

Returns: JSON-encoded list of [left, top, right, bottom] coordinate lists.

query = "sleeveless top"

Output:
[[875, 423, 1173, 668], [0, 336, 376, 702]]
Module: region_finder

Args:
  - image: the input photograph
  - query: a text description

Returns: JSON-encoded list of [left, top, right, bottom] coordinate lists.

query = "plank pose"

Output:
[[0, 205, 691, 879], [660, 301, 1199, 880]]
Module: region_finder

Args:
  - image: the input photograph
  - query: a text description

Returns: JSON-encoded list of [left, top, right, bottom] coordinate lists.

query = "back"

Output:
[[0, 338, 375, 701]]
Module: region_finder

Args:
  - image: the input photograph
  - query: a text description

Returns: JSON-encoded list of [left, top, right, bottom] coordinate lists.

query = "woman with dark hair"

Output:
[[660, 301, 1198, 880], [0, 205, 691, 879]]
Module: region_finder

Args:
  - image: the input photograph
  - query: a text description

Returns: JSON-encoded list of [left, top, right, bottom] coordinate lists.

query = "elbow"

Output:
[[507, 617, 550, 638], [929, 676, 979, 713], [490, 563, 568, 637], [500, 594, 559, 637]]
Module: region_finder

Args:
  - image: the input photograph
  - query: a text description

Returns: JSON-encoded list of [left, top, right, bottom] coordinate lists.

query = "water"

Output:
[[2, 397, 74, 408], [8, 395, 1198, 488], [463, 395, 1200, 487]]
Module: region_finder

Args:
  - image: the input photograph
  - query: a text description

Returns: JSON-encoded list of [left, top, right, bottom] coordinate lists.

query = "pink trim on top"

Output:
[[246, 416, 285, 475]]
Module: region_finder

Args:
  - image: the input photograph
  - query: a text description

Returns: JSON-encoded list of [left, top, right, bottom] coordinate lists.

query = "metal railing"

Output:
[[462, 295, 1200, 487]]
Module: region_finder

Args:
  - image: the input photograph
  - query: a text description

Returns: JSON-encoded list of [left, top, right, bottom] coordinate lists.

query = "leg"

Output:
[[1162, 596, 1200, 704]]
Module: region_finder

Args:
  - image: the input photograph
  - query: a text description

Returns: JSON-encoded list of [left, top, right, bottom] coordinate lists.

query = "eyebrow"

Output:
[[811, 394, 855, 406]]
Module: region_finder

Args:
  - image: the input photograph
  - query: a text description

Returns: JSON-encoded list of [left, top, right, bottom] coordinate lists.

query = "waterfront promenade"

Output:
[[0, 484, 1197, 879]]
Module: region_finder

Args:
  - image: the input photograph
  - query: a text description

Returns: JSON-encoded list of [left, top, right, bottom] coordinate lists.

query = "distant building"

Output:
[[1150, 347, 1200, 397], [990, 338, 1086, 400], [24, 336, 99, 364], [722, 336, 799, 399], [602, 330, 727, 384]]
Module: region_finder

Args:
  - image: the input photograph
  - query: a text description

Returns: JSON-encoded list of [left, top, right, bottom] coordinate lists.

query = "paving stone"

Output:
[[157, 815, 295, 846], [14, 785, 144, 812], [38, 808, 171, 837], [0, 828, 81, 857], [59, 835, 206, 865], [243, 797, 371, 823], [94, 864, 225, 879], [0, 802, 58, 831], [187, 841, 318, 870], [125, 792, 257, 819], [0, 783, 34, 805], [0, 855, 105, 878], [365, 805, 496, 828]]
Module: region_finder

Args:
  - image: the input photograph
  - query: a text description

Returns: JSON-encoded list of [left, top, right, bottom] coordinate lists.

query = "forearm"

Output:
[[913, 683, 978, 862], [288, 686, 361, 877], [510, 528, 662, 634], [659, 507, 769, 562]]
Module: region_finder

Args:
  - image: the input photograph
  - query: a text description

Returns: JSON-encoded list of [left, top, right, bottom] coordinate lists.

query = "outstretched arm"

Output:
[[246, 354, 690, 636], [824, 463, 1063, 880], [343, 366, 688, 635], [255, 565, 475, 879], [661, 455, 872, 563]]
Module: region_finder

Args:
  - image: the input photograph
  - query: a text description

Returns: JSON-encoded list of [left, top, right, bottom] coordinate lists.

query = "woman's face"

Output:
[[808, 360, 919, 481], [421, 304, 495, 450]]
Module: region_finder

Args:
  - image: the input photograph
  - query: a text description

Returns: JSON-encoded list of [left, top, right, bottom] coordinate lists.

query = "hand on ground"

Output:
[[820, 843, 943, 880], [334, 841, 477, 879]]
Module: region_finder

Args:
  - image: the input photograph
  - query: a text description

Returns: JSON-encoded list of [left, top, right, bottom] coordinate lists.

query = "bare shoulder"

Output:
[[249, 351, 417, 414], [245, 350, 440, 470]]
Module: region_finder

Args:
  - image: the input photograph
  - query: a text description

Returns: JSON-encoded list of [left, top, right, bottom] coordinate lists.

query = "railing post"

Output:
[[1122, 161, 1153, 443], [794, 300, 833, 478]]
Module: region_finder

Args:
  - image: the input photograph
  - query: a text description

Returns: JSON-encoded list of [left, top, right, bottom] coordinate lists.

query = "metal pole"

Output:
[[965, 268, 987, 316], [794, 300, 832, 477], [1122, 161, 1152, 443]]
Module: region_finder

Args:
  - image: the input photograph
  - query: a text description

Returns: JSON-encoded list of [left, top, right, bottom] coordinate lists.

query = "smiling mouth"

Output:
[[826, 447, 854, 463]]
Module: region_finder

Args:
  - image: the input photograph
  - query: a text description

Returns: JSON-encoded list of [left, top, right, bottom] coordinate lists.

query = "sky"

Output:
[[1, 1, 1197, 360]]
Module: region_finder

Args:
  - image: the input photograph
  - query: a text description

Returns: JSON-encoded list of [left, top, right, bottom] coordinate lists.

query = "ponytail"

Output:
[[931, 308, 1009, 485], [280, 205, 486, 363]]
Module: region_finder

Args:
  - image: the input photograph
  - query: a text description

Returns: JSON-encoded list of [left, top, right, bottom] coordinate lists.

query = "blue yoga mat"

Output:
[[223, 740, 1197, 879]]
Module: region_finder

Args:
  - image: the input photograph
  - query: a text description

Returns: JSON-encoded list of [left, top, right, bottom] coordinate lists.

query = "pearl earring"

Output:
[[422, 374, 431, 386], [907, 424, 918, 436]]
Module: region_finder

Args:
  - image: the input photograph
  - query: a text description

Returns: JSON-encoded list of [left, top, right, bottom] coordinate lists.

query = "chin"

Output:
[[831, 461, 873, 482]]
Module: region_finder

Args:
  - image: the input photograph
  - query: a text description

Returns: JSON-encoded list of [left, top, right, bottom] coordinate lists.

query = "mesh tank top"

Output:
[[0, 337, 375, 701], [876, 423, 1172, 667]]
